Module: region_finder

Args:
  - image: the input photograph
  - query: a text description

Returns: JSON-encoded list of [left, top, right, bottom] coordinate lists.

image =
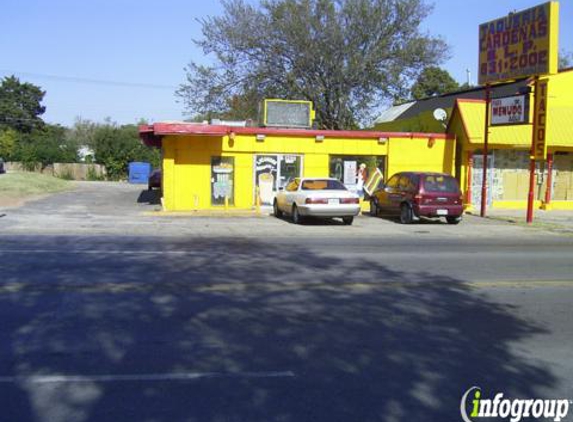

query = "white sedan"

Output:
[[273, 178, 361, 225]]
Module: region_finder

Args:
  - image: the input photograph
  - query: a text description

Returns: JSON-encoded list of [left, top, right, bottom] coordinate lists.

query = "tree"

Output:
[[14, 124, 78, 169], [559, 50, 573, 71], [0, 128, 18, 160], [177, 0, 449, 129], [91, 121, 160, 180], [0, 76, 46, 133], [190, 90, 262, 123], [410, 66, 460, 100]]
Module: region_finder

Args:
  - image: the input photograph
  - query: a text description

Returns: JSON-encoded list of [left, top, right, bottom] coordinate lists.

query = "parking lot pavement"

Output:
[[0, 181, 570, 239]]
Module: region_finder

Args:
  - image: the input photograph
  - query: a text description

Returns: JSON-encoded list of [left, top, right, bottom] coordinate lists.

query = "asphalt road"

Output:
[[1, 233, 572, 422], [1, 183, 573, 422]]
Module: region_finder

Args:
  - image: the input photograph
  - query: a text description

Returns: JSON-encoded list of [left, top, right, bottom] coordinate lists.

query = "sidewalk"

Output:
[[467, 208, 573, 232]]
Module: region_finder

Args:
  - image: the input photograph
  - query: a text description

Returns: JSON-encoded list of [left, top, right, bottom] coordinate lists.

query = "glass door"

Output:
[[254, 154, 302, 206], [255, 155, 279, 206]]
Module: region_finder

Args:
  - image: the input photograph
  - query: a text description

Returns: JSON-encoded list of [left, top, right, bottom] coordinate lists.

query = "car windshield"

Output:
[[423, 175, 459, 192], [301, 179, 347, 191]]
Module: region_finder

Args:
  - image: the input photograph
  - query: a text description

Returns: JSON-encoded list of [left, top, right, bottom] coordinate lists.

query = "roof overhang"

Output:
[[139, 122, 454, 148]]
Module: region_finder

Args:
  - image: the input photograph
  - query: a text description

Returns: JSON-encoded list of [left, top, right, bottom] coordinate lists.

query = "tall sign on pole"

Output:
[[478, 2, 559, 85], [533, 79, 549, 161], [477, 2, 559, 222]]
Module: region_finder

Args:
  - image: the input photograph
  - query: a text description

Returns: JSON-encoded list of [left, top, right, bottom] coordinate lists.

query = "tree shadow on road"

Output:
[[0, 236, 557, 422]]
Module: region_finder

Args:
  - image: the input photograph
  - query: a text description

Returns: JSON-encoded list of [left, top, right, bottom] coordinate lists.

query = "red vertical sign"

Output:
[[533, 79, 549, 160]]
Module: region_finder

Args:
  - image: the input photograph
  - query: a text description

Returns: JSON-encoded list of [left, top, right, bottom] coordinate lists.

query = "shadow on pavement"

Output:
[[0, 236, 556, 422], [137, 189, 161, 205]]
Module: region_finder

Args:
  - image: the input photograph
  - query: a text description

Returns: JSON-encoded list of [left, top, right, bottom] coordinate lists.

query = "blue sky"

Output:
[[1, 0, 571, 127]]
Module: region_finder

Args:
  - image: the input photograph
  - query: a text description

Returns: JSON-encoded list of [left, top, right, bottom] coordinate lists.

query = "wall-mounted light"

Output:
[[315, 135, 325, 142], [378, 137, 388, 145], [228, 131, 236, 148], [256, 134, 266, 142]]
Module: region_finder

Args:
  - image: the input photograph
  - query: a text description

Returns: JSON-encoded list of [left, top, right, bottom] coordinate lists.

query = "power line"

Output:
[[0, 69, 178, 90]]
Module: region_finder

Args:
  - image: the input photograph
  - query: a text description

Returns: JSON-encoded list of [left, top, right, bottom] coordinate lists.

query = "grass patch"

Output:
[[0, 172, 72, 198]]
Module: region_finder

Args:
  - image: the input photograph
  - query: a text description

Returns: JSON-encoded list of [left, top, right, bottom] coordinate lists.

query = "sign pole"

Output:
[[526, 77, 538, 224], [544, 153, 554, 208], [527, 76, 549, 223], [480, 84, 491, 218], [526, 156, 536, 224]]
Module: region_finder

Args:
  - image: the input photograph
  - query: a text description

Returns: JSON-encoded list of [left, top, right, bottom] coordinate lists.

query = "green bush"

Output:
[[91, 123, 159, 180], [13, 124, 78, 169], [86, 165, 105, 181]]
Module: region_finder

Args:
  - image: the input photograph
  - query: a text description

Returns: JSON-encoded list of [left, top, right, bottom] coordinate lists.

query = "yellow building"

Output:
[[374, 68, 573, 210], [139, 123, 454, 211]]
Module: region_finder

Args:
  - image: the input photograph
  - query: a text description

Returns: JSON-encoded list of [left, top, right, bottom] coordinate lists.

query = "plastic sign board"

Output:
[[491, 95, 529, 125], [533, 79, 549, 160], [478, 2, 559, 85], [263, 99, 315, 128], [364, 168, 384, 195]]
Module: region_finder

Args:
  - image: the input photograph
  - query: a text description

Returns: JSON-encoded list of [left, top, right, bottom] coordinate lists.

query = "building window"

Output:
[[211, 157, 234, 206], [329, 155, 385, 197]]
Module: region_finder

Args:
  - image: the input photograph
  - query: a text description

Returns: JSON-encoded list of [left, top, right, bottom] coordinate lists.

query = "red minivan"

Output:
[[369, 172, 464, 224]]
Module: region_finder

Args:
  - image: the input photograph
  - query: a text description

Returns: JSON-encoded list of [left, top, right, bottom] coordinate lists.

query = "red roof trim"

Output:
[[141, 123, 453, 141]]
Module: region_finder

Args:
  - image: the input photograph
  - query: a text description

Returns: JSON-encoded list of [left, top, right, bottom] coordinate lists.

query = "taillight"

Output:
[[305, 198, 328, 204], [340, 198, 359, 204]]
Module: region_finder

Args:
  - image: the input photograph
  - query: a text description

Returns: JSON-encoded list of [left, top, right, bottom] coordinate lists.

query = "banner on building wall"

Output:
[[343, 161, 357, 186], [478, 1, 559, 85], [491, 95, 529, 125]]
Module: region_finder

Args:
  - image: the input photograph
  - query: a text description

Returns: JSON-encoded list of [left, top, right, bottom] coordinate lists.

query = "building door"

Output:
[[254, 154, 303, 206]]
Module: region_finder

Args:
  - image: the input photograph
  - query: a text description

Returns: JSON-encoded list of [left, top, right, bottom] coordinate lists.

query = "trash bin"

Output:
[[128, 162, 151, 184]]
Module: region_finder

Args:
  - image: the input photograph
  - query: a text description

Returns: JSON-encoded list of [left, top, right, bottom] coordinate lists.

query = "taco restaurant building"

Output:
[[139, 123, 454, 211], [374, 67, 573, 211]]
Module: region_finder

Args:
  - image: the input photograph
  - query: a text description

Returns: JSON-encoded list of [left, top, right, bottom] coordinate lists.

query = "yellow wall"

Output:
[[161, 133, 454, 211], [387, 136, 455, 177]]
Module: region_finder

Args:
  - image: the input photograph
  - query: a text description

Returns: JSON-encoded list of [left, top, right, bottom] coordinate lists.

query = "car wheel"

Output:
[[446, 216, 462, 225], [400, 204, 414, 224], [273, 199, 283, 218], [292, 205, 302, 224], [342, 216, 354, 225], [370, 199, 378, 217]]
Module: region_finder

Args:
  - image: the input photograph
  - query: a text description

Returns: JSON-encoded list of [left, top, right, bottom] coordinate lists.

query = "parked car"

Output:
[[369, 172, 464, 224], [148, 169, 161, 191], [274, 177, 360, 225]]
